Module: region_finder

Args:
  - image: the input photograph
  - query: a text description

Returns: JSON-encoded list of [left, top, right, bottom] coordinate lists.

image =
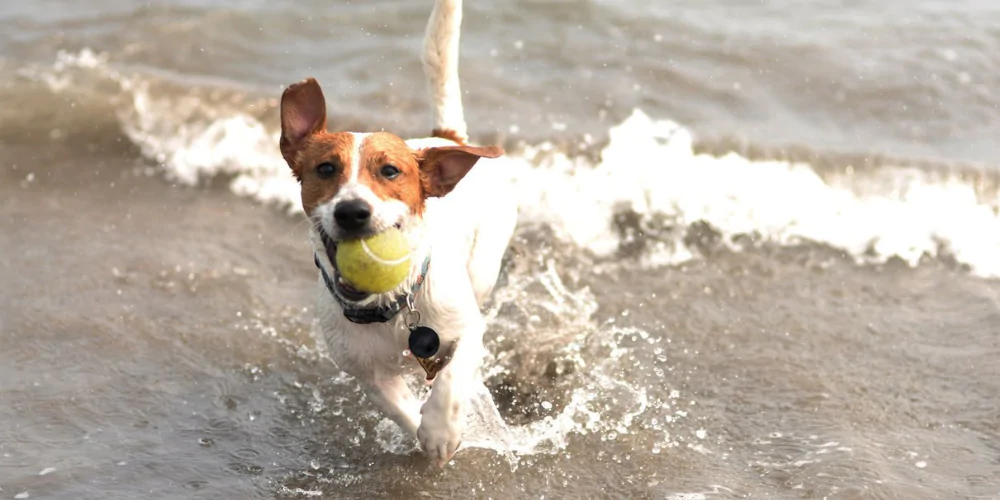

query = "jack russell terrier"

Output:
[[278, 0, 516, 467]]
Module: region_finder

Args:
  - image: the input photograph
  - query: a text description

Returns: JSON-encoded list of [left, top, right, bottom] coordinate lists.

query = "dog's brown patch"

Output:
[[280, 77, 505, 216], [431, 128, 467, 145], [294, 132, 356, 216], [358, 132, 426, 216], [280, 78, 328, 180], [418, 145, 504, 198]]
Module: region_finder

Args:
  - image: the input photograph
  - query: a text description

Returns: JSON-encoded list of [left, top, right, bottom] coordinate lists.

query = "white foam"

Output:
[[129, 97, 1000, 277], [507, 110, 1000, 276], [118, 78, 299, 212], [29, 48, 1000, 277]]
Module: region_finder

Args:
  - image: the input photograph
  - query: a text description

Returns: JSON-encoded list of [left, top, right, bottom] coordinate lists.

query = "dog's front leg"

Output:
[[362, 373, 422, 437], [417, 325, 485, 467]]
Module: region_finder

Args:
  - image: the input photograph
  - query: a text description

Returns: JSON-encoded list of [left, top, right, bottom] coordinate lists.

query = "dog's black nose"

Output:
[[333, 199, 372, 231]]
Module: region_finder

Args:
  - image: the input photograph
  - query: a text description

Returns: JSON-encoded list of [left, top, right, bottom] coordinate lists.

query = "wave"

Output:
[[17, 48, 1000, 278]]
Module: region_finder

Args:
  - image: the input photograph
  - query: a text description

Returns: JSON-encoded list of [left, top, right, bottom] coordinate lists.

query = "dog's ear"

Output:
[[280, 78, 327, 178], [418, 145, 503, 197]]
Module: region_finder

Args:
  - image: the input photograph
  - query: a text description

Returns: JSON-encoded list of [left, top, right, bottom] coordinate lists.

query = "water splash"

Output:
[[363, 261, 669, 463]]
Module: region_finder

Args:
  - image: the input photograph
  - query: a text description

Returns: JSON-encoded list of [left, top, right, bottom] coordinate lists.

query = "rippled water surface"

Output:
[[1, 1, 999, 499]]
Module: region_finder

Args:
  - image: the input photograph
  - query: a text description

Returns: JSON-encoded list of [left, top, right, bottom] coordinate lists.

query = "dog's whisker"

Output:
[[278, 214, 318, 240]]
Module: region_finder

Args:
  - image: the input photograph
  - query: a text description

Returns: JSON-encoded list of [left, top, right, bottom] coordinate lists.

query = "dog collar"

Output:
[[314, 252, 431, 325]]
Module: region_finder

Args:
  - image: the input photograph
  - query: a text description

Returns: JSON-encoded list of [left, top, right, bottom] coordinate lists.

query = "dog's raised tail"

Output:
[[423, 0, 468, 144]]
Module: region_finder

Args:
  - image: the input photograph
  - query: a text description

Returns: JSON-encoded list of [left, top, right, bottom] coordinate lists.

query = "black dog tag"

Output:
[[408, 326, 440, 359]]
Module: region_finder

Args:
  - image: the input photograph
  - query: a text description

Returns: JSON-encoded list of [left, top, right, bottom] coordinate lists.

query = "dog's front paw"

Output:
[[417, 404, 464, 468]]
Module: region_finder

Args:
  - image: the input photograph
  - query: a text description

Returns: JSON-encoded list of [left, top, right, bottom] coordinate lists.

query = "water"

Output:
[[1, 1, 999, 499]]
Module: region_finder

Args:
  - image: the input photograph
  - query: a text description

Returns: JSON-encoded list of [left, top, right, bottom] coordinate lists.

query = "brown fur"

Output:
[[359, 132, 426, 216], [292, 132, 355, 216], [280, 78, 327, 179], [418, 145, 503, 197], [280, 78, 503, 218], [431, 128, 467, 145]]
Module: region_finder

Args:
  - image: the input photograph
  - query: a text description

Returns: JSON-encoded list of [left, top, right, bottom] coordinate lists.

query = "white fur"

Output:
[[308, 0, 516, 467], [315, 161, 515, 465], [347, 132, 370, 184], [422, 0, 467, 141]]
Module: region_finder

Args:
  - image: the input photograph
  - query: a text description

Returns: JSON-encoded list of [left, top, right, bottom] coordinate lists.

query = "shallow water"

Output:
[[2, 1, 1000, 499]]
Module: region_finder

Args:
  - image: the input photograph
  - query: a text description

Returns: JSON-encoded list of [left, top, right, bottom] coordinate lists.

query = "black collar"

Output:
[[314, 252, 431, 325]]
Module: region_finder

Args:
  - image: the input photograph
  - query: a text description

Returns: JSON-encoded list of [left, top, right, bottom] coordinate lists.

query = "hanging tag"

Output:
[[408, 326, 440, 357], [408, 325, 443, 380]]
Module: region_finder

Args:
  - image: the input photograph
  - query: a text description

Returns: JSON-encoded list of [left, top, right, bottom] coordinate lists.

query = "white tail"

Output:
[[422, 0, 468, 144]]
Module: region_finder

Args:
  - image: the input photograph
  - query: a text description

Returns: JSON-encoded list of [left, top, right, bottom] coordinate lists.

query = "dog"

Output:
[[278, 0, 516, 467]]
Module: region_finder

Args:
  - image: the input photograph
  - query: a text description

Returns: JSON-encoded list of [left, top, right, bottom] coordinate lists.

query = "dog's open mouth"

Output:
[[318, 228, 371, 302], [318, 224, 403, 302]]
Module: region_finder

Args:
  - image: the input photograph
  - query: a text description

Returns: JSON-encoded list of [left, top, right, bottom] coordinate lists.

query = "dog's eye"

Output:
[[380, 164, 401, 180], [316, 162, 336, 179]]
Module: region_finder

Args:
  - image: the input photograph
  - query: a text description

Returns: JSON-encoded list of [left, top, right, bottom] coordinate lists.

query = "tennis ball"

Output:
[[335, 227, 412, 294]]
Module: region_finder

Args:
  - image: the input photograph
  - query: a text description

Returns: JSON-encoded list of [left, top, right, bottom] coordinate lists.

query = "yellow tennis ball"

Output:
[[335, 227, 412, 294]]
